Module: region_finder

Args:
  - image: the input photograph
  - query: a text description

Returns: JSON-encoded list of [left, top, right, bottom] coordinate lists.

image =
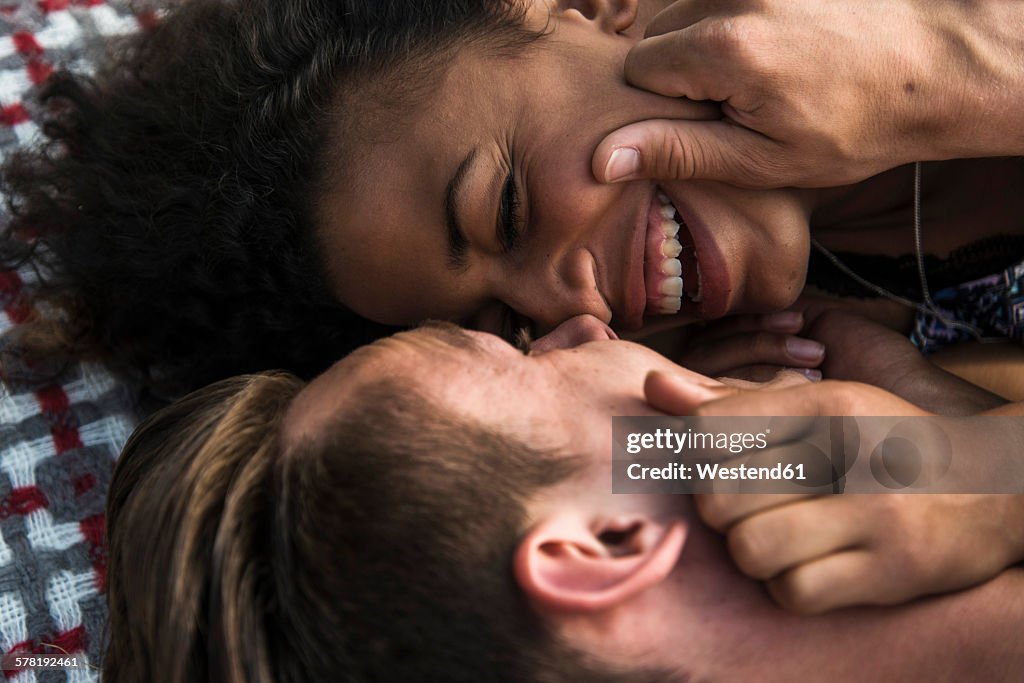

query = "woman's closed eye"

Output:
[[491, 158, 531, 343], [498, 163, 523, 253]]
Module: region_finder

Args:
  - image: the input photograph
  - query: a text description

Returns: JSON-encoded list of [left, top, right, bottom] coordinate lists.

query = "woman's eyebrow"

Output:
[[444, 146, 480, 270]]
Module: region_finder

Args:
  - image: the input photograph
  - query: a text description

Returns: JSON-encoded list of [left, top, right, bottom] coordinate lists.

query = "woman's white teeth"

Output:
[[649, 188, 699, 316], [654, 256, 683, 313], [661, 238, 682, 258], [657, 296, 681, 314], [692, 260, 703, 303], [660, 276, 683, 298], [657, 191, 680, 234]]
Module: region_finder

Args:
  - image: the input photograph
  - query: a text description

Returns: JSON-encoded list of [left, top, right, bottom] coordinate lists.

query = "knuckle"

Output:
[[728, 520, 778, 579], [694, 20, 740, 60], [654, 35, 697, 95], [820, 131, 863, 168], [660, 128, 698, 180], [769, 571, 825, 615], [874, 497, 932, 579], [678, 133, 725, 180], [695, 494, 731, 530], [806, 309, 854, 339], [751, 331, 787, 358], [746, 146, 791, 182], [622, 47, 676, 93], [814, 380, 861, 414], [622, 48, 644, 83], [701, 16, 768, 69]]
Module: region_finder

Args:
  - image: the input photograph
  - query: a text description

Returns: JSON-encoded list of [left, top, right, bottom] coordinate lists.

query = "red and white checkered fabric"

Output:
[[0, 2, 152, 680]]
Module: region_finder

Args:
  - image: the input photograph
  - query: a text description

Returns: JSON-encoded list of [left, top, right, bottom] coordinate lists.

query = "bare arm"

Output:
[[595, 0, 1024, 189]]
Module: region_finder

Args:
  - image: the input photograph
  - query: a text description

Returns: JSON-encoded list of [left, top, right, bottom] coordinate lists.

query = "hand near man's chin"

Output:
[[643, 311, 1024, 616], [659, 311, 825, 384], [669, 304, 1007, 416]]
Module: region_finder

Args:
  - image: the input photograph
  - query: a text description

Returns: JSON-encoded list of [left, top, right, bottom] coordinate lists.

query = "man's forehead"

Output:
[[414, 320, 485, 351], [281, 325, 485, 443]]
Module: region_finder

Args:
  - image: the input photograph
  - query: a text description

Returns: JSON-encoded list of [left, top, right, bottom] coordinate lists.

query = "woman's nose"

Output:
[[529, 314, 618, 354], [506, 247, 612, 333]]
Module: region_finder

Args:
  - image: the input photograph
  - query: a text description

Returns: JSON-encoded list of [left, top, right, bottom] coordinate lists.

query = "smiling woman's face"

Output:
[[317, 0, 816, 339]]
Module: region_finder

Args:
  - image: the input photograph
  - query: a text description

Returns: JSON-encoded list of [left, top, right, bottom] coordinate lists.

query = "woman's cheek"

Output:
[[756, 208, 812, 310], [729, 194, 812, 312]]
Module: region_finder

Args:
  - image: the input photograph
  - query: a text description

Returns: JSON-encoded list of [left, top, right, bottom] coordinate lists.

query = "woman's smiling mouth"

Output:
[[617, 184, 731, 332], [643, 188, 703, 316]]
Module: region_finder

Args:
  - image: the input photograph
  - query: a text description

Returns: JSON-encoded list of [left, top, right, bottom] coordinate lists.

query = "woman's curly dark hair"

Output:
[[1, 0, 541, 396]]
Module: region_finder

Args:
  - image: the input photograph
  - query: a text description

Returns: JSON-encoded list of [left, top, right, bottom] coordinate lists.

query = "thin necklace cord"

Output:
[[811, 161, 990, 342]]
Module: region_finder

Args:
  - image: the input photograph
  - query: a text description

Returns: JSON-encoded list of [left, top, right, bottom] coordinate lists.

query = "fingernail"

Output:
[[785, 337, 825, 362], [764, 311, 803, 332], [604, 147, 640, 182]]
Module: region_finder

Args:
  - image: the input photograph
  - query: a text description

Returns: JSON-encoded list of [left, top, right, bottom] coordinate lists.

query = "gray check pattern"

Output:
[[0, 2, 150, 680]]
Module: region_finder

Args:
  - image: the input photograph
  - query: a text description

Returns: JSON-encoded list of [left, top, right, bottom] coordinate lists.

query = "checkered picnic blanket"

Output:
[[0, 2, 153, 680]]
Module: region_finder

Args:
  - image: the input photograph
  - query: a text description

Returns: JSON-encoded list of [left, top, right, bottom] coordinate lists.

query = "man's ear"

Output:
[[514, 512, 686, 612], [551, 0, 639, 34]]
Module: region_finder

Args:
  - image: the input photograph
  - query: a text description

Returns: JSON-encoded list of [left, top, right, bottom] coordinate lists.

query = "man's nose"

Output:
[[529, 314, 618, 355]]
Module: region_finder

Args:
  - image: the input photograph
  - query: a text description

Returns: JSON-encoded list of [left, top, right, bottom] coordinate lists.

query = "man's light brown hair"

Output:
[[105, 370, 676, 682]]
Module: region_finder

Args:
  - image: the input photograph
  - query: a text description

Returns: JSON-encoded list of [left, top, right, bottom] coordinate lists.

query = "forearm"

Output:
[[919, 0, 1024, 159], [813, 567, 1024, 680], [928, 567, 1024, 678], [803, 308, 1008, 415], [896, 365, 1008, 415], [980, 400, 1024, 416]]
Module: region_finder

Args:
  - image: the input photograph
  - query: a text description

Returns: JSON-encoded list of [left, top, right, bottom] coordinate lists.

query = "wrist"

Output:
[[1006, 495, 1024, 566], [875, 359, 1005, 416], [915, 0, 1024, 159], [917, 367, 1008, 416]]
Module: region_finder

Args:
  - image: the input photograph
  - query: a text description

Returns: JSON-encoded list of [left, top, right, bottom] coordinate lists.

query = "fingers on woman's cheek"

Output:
[[782, 336, 826, 365], [679, 332, 824, 377], [642, 0, 704, 39], [689, 312, 805, 344]]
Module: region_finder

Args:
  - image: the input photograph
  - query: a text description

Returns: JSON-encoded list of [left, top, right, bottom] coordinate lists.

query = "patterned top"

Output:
[[808, 234, 1024, 353], [911, 260, 1024, 354]]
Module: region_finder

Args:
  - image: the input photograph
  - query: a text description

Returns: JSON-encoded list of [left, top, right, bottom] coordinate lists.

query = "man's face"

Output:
[[281, 323, 1024, 682], [286, 321, 716, 464], [317, 0, 815, 341]]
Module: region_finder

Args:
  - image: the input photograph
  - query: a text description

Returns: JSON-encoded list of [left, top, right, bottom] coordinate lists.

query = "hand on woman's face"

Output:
[[316, 0, 815, 340]]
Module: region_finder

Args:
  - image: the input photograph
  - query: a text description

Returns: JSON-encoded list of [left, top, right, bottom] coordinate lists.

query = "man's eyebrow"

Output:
[[444, 147, 479, 270], [419, 320, 481, 352], [513, 326, 532, 355]]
